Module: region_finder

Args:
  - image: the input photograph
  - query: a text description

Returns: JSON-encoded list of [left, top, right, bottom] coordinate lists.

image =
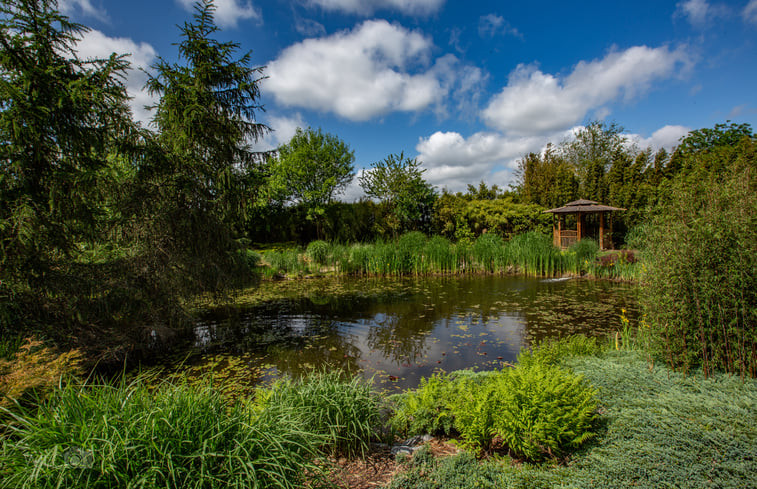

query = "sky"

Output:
[[62, 0, 757, 199]]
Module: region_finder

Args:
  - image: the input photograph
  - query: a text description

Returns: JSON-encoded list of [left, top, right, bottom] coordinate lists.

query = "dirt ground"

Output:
[[329, 439, 461, 489]]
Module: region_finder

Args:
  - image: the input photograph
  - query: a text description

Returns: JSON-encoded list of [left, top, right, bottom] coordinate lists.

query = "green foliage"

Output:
[[472, 233, 505, 272], [433, 192, 551, 241], [641, 135, 757, 377], [359, 152, 436, 236], [490, 363, 598, 460], [389, 371, 462, 436], [255, 370, 380, 457], [387, 352, 757, 489], [267, 127, 355, 227], [0, 0, 135, 286], [516, 335, 602, 370], [305, 240, 330, 266], [506, 232, 563, 276], [566, 239, 599, 275], [390, 338, 598, 461], [0, 376, 324, 489]]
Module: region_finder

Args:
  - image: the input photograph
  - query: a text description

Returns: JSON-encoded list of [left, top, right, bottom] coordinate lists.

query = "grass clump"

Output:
[[255, 370, 380, 457], [305, 240, 330, 266], [0, 375, 324, 489]]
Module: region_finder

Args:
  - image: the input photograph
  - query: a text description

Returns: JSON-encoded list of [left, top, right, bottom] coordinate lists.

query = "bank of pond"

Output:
[[252, 231, 640, 281], [2, 337, 755, 489]]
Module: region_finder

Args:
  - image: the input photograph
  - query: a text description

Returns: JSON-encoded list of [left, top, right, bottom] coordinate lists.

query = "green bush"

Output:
[[255, 370, 380, 457], [390, 371, 464, 436], [390, 343, 598, 461], [305, 240, 330, 266], [0, 377, 324, 489], [491, 363, 598, 461], [641, 137, 757, 376]]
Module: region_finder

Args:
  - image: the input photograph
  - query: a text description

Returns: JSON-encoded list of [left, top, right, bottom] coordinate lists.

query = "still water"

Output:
[[186, 275, 639, 391]]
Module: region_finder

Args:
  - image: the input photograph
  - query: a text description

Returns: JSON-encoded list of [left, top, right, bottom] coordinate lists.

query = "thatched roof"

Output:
[[543, 199, 626, 214]]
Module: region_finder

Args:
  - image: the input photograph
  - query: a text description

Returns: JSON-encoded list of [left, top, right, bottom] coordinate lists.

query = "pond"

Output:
[[181, 275, 639, 391]]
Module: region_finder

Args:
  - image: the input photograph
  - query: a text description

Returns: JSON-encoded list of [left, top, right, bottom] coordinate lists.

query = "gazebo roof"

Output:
[[543, 199, 626, 214]]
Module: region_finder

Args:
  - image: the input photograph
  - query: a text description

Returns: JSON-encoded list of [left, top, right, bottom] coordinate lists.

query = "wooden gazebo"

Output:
[[544, 199, 625, 250]]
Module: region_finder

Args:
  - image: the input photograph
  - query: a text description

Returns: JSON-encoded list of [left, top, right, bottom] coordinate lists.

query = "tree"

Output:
[[0, 0, 134, 287], [268, 127, 355, 230], [359, 152, 436, 236], [139, 0, 270, 290]]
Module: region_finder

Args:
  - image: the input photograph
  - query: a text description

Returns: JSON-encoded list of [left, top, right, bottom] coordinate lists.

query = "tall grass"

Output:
[[255, 370, 380, 457], [257, 231, 640, 279], [1, 375, 325, 489]]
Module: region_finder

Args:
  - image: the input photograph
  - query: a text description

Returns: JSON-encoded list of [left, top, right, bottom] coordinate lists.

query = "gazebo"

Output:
[[543, 199, 625, 250]]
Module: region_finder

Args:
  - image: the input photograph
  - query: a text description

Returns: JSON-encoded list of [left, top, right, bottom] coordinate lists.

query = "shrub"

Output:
[[390, 344, 598, 461], [491, 363, 598, 461], [1, 376, 324, 489], [255, 370, 380, 457], [390, 371, 463, 436], [305, 240, 330, 266], [641, 137, 757, 377]]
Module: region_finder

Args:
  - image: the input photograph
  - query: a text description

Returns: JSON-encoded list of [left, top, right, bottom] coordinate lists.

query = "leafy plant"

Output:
[[491, 363, 598, 460]]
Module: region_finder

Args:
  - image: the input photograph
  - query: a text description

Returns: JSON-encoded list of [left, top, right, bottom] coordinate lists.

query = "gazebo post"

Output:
[[599, 212, 605, 250], [577, 212, 583, 242]]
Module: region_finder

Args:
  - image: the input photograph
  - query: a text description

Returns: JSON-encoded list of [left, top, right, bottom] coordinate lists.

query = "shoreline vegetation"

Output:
[[2, 336, 756, 489], [254, 231, 640, 282]]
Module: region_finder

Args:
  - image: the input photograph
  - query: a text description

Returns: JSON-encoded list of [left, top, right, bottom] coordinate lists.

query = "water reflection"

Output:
[[188, 275, 638, 390]]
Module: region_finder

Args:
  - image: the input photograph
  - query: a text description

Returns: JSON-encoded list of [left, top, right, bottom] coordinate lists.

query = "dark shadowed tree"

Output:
[[0, 0, 135, 288]]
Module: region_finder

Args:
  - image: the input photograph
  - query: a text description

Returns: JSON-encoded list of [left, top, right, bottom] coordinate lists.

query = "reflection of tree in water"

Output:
[[365, 312, 433, 365]]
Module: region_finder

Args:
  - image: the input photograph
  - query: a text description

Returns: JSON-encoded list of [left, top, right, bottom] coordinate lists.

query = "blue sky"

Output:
[[64, 0, 757, 198]]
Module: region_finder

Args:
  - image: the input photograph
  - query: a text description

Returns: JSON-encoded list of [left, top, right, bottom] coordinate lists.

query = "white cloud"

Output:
[[305, 0, 444, 16], [628, 125, 691, 151], [59, 0, 107, 21], [675, 0, 710, 25], [674, 0, 731, 26], [267, 20, 466, 121], [257, 113, 307, 151], [295, 17, 326, 36], [74, 30, 157, 125], [177, 0, 261, 28], [745, 0, 757, 24], [415, 131, 553, 191], [482, 45, 691, 135], [478, 14, 522, 39]]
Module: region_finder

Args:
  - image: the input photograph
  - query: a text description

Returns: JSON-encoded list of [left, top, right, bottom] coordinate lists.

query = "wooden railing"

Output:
[[559, 230, 578, 249]]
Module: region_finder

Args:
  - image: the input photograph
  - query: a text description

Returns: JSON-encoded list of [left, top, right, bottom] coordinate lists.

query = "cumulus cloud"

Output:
[[628, 125, 691, 151], [267, 20, 478, 121], [59, 0, 107, 21], [176, 0, 261, 28], [745, 0, 757, 24], [305, 0, 444, 16], [415, 131, 553, 191], [478, 14, 522, 39], [257, 113, 307, 151], [74, 30, 157, 124], [482, 45, 691, 135]]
